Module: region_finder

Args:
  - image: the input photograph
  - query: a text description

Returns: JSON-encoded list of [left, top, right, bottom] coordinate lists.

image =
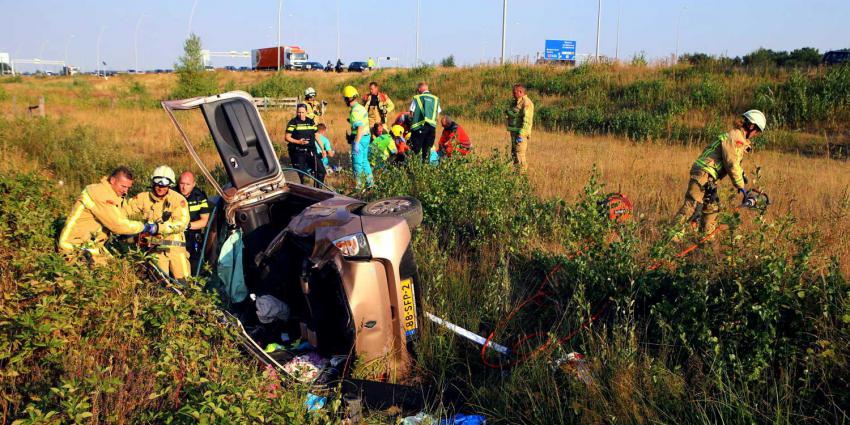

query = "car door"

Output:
[[162, 91, 285, 202]]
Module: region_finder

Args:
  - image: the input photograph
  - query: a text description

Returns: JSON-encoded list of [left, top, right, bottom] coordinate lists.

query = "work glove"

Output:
[[143, 222, 159, 235]]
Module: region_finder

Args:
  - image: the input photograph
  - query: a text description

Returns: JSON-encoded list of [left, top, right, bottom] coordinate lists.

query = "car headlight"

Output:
[[333, 233, 371, 259]]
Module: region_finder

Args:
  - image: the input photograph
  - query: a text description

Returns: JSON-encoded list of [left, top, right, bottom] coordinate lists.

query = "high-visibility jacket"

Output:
[[58, 177, 146, 255], [124, 189, 191, 247], [691, 129, 752, 190], [506, 94, 534, 136], [304, 99, 324, 122], [410, 92, 440, 130], [370, 134, 398, 164], [361, 92, 395, 126], [438, 123, 471, 157]]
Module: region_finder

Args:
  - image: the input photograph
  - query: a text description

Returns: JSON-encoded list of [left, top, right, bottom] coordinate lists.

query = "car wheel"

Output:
[[361, 196, 423, 229]]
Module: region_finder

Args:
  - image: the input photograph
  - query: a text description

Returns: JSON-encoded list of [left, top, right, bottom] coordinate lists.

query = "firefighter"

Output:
[[674, 110, 767, 238], [343, 85, 373, 189], [303, 87, 326, 123], [390, 124, 411, 163], [506, 83, 534, 173], [361, 81, 395, 129], [125, 166, 192, 280], [408, 82, 441, 163], [57, 166, 152, 263], [285, 104, 325, 185], [178, 171, 210, 273]]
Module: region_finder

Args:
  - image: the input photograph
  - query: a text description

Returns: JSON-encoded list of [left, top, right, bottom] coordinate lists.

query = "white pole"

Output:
[[500, 0, 507, 65], [336, 0, 340, 61], [188, 0, 199, 38], [277, 0, 282, 71], [96, 26, 106, 77], [415, 0, 420, 65], [134, 15, 145, 71], [675, 5, 686, 63], [64, 35, 74, 68], [615, 0, 621, 61], [595, 0, 602, 61]]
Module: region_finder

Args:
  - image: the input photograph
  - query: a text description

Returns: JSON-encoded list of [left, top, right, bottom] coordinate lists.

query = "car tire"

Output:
[[361, 196, 423, 229]]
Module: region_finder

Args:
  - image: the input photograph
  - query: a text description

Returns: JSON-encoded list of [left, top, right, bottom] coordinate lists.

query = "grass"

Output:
[[0, 66, 848, 423]]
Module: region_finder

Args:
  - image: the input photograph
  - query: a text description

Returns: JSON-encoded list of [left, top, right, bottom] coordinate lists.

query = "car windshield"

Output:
[[291, 52, 307, 61]]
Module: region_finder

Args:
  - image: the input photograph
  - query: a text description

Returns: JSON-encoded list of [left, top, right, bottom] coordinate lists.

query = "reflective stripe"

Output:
[[188, 202, 208, 212], [411, 94, 438, 130], [58, 201, 86, 251], [80, 188, 96, 209]]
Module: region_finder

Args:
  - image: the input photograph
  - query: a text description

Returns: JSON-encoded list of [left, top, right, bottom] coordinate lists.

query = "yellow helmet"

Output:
[[342, 85, 359, 100], [391, 125, 405, 138]]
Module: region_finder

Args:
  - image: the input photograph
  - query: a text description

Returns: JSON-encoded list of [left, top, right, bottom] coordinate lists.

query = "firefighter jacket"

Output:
[[305, 99, 324, 122], [124, 189, 191, 247], [361, 92, 395, 126], [58, 177, 146, 254], [506, 94, 534, 137], [691, 129, 752, 190]]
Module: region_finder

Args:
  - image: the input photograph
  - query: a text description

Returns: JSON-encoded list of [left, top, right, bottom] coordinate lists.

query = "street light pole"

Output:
[[336, 0, 340, 61], [675, 5, 687, 63], [595, 0, 602, 61], [500, 0, 507, 65], [277, 0, 282, 71], [415, 0, 421, 65], [615, 0, 621, 61], [64, 34, 75, 69], [96, 26, 106, 77], [134, 15, 145, 71], [188, 0, 199, 37]]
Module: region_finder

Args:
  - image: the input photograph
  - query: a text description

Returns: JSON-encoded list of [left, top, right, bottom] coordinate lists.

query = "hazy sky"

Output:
[[2, 0, 849, 71]]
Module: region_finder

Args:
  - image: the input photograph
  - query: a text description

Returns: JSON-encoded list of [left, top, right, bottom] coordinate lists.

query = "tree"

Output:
[[172, 33, 218, 98], [440, 55, 456, 68]]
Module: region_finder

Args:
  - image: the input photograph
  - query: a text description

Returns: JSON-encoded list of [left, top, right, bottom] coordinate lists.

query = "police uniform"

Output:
[[125, 189, 192, 279], [285, 116, 325, 184], [58, 177, 146, 262], [183, 187, 210, 272]]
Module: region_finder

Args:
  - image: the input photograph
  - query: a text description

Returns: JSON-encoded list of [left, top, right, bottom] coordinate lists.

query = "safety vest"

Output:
[[411, 93, 439, 130]]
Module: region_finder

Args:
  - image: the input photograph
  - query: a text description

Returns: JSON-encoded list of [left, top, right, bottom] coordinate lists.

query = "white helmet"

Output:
[[304, 87, 317, 97], [151, 165, 176, 187], [742, 110, 766, 131]]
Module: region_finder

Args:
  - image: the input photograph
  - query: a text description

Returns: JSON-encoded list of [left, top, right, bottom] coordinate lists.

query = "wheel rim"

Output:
[[366, 198, 412, 215]]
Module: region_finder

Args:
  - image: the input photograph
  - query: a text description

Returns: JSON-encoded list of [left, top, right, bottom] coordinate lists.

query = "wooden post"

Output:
[[38, 96, 45, 117]]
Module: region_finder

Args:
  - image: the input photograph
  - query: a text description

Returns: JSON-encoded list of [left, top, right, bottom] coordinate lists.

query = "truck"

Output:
[[252, 46, 308, 70]]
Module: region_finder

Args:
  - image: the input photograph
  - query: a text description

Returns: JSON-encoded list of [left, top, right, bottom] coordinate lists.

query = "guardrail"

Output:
[[252, 97, 299, 110]]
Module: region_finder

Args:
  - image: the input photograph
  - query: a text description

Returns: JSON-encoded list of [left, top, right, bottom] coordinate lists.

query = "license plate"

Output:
[[400, 278, 418, 337]]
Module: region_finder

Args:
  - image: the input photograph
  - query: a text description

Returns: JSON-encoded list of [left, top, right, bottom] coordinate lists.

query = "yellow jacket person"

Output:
[[674, 110, 766, 237], [58, 166, 150, 262], [125, 166, 192, 280], [506, 83, 534, 173]]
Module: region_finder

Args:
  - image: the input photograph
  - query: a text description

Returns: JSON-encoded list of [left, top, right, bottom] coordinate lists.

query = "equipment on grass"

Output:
[[599, 192, 633, 223]]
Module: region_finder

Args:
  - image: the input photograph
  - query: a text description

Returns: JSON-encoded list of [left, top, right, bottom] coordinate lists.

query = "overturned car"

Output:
[[162, 91, 424, 384]]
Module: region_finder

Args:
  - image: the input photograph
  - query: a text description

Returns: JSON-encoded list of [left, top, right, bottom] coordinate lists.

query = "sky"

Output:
[[2, 0, 849, 72]]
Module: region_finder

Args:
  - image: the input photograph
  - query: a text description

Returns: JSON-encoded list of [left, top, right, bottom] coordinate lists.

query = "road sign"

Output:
[[544, 40, 576, 61]]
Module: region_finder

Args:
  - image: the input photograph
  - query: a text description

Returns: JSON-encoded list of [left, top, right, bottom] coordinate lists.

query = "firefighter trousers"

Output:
[[154, 247, 191, 280], [675, 170, 721, 235]]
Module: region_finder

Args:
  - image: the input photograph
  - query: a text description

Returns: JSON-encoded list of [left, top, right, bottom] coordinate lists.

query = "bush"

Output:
[[247, 73, 308, 98], [440, 55, 456, 68]]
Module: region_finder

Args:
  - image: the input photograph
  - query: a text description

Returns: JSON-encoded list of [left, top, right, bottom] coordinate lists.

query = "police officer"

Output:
[[58, 166, 153, 263], [125, 166, 192, 280], [285, 104, 325, 185], [178, 171, 210, 273]]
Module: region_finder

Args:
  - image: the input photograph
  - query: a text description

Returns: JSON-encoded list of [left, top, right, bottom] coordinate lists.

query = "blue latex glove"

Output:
[[515, 136, 523, 144], [143, 222, 159, 235]]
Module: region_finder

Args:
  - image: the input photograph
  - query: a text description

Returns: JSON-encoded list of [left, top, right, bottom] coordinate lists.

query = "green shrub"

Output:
[[440, 55, 456, 68], [172, 34, 218, 99], [247, 73, 309, 98]]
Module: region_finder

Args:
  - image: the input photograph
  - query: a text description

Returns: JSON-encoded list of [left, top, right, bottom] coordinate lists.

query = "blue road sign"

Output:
[[544, 40, 577, 61]]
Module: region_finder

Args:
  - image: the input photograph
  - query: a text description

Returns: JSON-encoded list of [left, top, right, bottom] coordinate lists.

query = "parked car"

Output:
[[823, 50, 850, 65], [161, 91, 425, 383], [301, 61, 324, 71], [238, 66, 250, 71], [348, 61, 369, 72]]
